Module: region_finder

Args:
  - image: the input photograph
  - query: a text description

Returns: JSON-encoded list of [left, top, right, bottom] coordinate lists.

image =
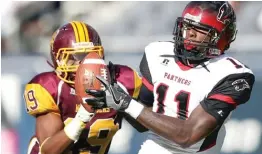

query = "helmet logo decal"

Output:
[[83, 69, 95, 88], [217, 3, 231, 24], [72, 42, 94, 48]]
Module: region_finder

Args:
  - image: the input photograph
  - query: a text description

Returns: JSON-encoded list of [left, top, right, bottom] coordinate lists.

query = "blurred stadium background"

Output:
[[1, 1, 262, 154]]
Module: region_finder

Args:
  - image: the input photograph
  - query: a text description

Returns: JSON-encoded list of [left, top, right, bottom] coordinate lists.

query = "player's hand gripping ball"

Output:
[[75, 52, 110, 112]]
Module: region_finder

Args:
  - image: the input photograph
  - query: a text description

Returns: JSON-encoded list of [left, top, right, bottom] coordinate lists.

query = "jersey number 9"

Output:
[[24, 90, 38, 112]]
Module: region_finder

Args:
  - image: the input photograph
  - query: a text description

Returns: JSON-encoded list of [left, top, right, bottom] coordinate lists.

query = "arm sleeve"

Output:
[[138, 53, 154, 106], [201, 72, 255, 124]]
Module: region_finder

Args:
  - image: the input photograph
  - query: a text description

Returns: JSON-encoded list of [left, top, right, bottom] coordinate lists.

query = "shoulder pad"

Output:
[[144, 41, 174, 66], [145, 41, 174, 55], [209, 55, 253, 79]]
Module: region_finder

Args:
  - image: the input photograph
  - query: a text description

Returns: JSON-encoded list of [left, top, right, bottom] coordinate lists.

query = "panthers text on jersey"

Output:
[[138, 41, 255, 154], [24, 64, 142, 154]]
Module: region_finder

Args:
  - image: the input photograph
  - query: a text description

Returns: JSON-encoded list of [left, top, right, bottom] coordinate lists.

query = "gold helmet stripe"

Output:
[[70, 22, 80, 42], [75, 21, 86, 42], [70, 21, 90, 42], [81, 22, 89, 42]]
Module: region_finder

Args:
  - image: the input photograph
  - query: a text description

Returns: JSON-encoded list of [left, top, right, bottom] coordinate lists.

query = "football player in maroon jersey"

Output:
[[25, 21, 146, 154]]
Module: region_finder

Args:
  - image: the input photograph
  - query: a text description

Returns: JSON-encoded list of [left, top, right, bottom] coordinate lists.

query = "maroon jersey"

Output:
[[25, 65, 142, 154]]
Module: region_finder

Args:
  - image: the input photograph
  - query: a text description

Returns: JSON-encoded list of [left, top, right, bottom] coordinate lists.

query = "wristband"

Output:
[[125, 99, 144, 119], [64, 118, 86, 141]]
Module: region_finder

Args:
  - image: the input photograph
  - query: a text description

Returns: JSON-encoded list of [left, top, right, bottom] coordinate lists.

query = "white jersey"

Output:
[[138, 41, 254, 154]]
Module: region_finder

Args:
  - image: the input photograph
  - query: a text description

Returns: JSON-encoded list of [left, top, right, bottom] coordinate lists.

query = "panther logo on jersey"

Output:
[[232, 79, 250, 91]]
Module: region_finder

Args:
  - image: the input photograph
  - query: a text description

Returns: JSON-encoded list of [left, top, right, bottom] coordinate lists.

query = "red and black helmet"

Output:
[[50, 21, 104, 84], [173, 1, 237, 61]]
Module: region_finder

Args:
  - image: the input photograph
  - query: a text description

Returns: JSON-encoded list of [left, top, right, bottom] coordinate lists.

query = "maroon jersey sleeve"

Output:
[[23, 72, 61, 116], [112, 64, 142, 99], [109, 63, 149, 132]]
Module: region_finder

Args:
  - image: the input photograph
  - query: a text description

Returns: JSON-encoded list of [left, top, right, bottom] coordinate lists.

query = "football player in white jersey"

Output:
[[86, 1, 255, 154]]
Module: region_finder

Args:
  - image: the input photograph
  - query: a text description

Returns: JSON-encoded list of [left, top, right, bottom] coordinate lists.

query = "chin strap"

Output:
[[46, 60, 55, 69], [47, 60, 63, 75]]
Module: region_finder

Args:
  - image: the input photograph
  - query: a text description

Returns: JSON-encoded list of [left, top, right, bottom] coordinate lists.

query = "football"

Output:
[[75, 52, 110, 112]]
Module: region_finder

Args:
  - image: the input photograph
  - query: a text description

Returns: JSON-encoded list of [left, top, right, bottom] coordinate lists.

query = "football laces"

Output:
[[100, 68, 108, 91]]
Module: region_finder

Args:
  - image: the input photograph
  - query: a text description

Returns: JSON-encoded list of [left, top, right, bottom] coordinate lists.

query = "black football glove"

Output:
[[84, 90, 107, 110], [86, 76, 132, 112]]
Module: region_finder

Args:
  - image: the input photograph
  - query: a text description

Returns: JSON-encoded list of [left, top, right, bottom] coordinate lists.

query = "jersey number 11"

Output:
[[156, 83, 190, 120]]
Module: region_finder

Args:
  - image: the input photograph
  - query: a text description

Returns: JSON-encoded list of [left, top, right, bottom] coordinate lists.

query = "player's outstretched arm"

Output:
[[136, 104, 217, 147]]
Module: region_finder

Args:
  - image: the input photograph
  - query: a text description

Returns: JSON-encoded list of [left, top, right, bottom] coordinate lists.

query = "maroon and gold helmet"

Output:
[[50, 21, 104, 84]]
